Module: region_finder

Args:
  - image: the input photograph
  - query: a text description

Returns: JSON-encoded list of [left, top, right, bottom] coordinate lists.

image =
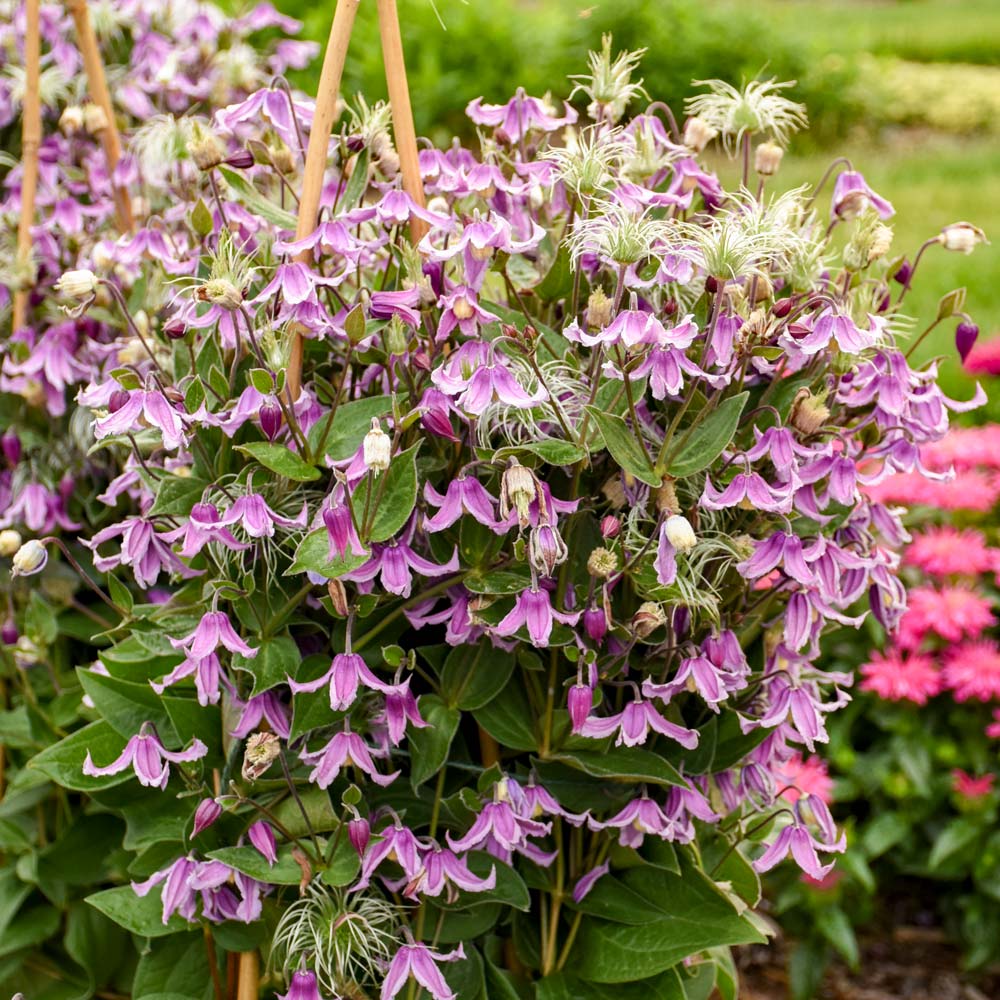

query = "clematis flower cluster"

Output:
[[2, 13, 988, 999]]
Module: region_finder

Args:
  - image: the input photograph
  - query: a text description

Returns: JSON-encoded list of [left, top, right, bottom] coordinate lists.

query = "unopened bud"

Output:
[[586, 546, 618, 579], [529, 523, 568, 577], [583, 605, 608, 643], [225, 149, 255, 170], [1, 618, 17, 646], [0, 530, 23, 556], [940, 222, 987, 254], [683, 116, 716, 153], [567, 683, 592, 732], [242, 731, 281, 782], [348, 816, 370, 856], [754, 141, 784, 177], [1, 430, 21, 465], [600, 515, 620, 539], [631, 601, 666, 639], [59, 105, 85, 134], [259, 398, 282, 442], [956, 321, 980, 363], [11, 539, 47, 576], [54, 268, 98, 301], [362, 419, 391, 474], [500, 460, 540, 528], [192, 797, 222, 836], [664, 514, 696, 553]]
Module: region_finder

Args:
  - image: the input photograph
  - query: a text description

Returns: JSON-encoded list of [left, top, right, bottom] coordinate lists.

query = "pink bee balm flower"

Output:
[[942, 639, 1000, 701], [963, 335, 1000, 376], [82, 722, 207, 790], [381, 942, 465, 1000], [986, 708, 1000, 739], [860, 649, 940, 704], [299, 722, 399, 789], [951, 769, 994, 801], [900, 585, 995, 648], [774, 753, 834, 806], [904, 527, 997, 577]]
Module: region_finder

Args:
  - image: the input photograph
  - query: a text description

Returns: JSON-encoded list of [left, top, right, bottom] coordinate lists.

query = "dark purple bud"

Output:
[[225, 149, 255, 170], [704, 275, 719, 294], [876, 291, 892, 313], [662, 298, 678, 317], [163, 317, 187, 340], [348, 816, 370, 856], [192, 797, 222, 836], [259, 398, 283, 442], [108, 388, 130, 413], [1, 431, 21, 466], [770, 297, 794, 319], [892, 258, 913, 286], [345, 134, 365, 153], [1, 618, 18, 646], [567, 683, 592, 732], [672, 606, 690, 641], [956, 321, 980, 363], [583, 605, 608, 644]]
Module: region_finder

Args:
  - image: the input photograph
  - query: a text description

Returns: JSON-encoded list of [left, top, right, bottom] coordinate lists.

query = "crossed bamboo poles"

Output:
[[14, 0, 429, 413], [13, 1, 428, 993]]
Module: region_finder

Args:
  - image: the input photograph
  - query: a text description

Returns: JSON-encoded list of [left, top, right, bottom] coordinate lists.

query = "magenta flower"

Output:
[[572, 860, 610, 903], [446, 791, 553, 865], [83, 722, 207, 790], [288, 651, 386, 711], [151, 652, 227, 706], [87, 516, 201, 590], [493, 586, 580, 648], [831, 170, 894, 220], [132, 855, 199, 923], [435, 285, 499, 340], [381, 942, 465, 1000], [578, 699, 699, 749], [230, 690, 291, 739], [379, 680, 429, 745], [161, 502, 251, 558], [701, 472, 795, 514], [466, 87, 576, 142], [423, 477, 500, 533], [192, 798, 222, 837], [590, 795, 676, 848], [346, 526, 459, 599], [403, 843, 496, 900], [248, 820, 277, 866], [322, 501, 367, 560], [93, 388, 188, 450], [353, 821, 423, 891], [300, 722, 399, 789], [170, 610, 258, 660], [278, 970, 324, 1000], [218, 493, 308, 539], [753, 794, 846, 880]]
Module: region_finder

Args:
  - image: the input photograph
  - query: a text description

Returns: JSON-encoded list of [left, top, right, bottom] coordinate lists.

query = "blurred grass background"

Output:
[[274, 0, 998, 413]]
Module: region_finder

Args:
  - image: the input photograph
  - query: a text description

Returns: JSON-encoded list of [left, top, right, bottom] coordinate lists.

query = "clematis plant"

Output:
[[0, 10, 987, 1000]]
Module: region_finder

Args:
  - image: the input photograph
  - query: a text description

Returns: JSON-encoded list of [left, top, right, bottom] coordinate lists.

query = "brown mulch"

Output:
[[737, 929, 1000, 1000]]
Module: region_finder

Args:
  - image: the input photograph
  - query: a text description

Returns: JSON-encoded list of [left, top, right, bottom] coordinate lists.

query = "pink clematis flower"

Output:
[[170, 610, 258, 660], [753, 794, 846, 880], [218, 493, 308, 539], [423, 476, 501, 533], [300, 722, 399, 788], [381, 943, 465, 1000], [94, 388, 189, 450], [83, 722, 207, 790], [466, 87, 577, 142], [492, 587, 580, 648], [578, 698, 699, 749], [288, 651, 386, 711], [161, 502, 251, 558], [230, 691, 292, 740]]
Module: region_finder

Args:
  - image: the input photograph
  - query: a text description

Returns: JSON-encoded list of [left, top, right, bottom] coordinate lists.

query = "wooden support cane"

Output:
[[235, 950, 259, 1000], [12, 0, 41, 332], [65, 0, 133, 234], [286, 0, 428, 403]]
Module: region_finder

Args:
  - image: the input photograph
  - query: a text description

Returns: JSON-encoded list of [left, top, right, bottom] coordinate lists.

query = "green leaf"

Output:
[[493, 439, 586, 466], [365, 442, 420, 543], [218, 166, 297, 229], [440, 640, 517, 711], [236, 441, 320, 482], [307, 395, 394, 462], [464, 569, 532, 596], [571, 861, 765, 982], [584, 406, 659, 487], [535, 969, 686, 1000], [816, 906, 859, 969], [861, 811, 909, 859], [664, 391, 749, 479], [473, 683, 536, 751], [443, 946, 485, 1000], [484, 957, 522, 1000], [233, 635, 299, 695], [319, 833, 362, 888], [31, 721, 135, 792], [190, 198, 214, 238], [929, 816, 982, 871], [551, 747, 687, 789], [439, 852, 529, 911], [133, 932, 210, 1000], [77, 668, 177, 743], [407, 695, 460, 787], [86, 884, 192, 937], [64, 901, 128, 987], [936, 286, 967, 321], [569, 872, 667, 925], [340, 147, 370, 212], [0, 903, 59, 959], [147, 476, 210, 519], [287, 528, 369, 579], [208, 845, 304, 886], [535, 243, 573, 302]]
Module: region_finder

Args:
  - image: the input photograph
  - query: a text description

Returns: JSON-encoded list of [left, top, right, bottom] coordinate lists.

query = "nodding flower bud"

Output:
[[1, 618, 17, 646], [583, 604, 609, 644], [83, 102, 108, 134], [225, 149, 256, 170], [108, 388, 130, 414], [499, 460, 541, 529], [242, 731, 281, 782], [59, 105, 85, 134], [585, 287, 613, 330], [1, 430, 20, 465], [892, 258, 913, 286], [362, 418, 391, 474], [631, 601, 666, 639], [586, 546, 618, 579], [54, 268, 98, 301], [259, 398, 283, 442], [956, 321, 980, 363], [771, 296, 794, 319], [600, 515, 620, 539], [789, 388, 831, 437], [197, 278, 244, 311], [529, 523, 568, 577], [664, 514, 696, 553], [939, 221, 988, 254], [567, 683, 593, 732], [348, 816, 370, 856], [754, 141, 784, 177], [683, 115, 717, 153], [11, 539, 47, 577], [192, 797, 222, 836], [0, 529, 22, 557]]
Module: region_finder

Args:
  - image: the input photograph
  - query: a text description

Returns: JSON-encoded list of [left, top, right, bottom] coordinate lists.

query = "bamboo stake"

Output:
[[287, 0, 361, 403], [375, 0, 429, 244], [12, 0, 41, 332], [65, 0, 133, 233], [235, 951, 258, 1000]]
